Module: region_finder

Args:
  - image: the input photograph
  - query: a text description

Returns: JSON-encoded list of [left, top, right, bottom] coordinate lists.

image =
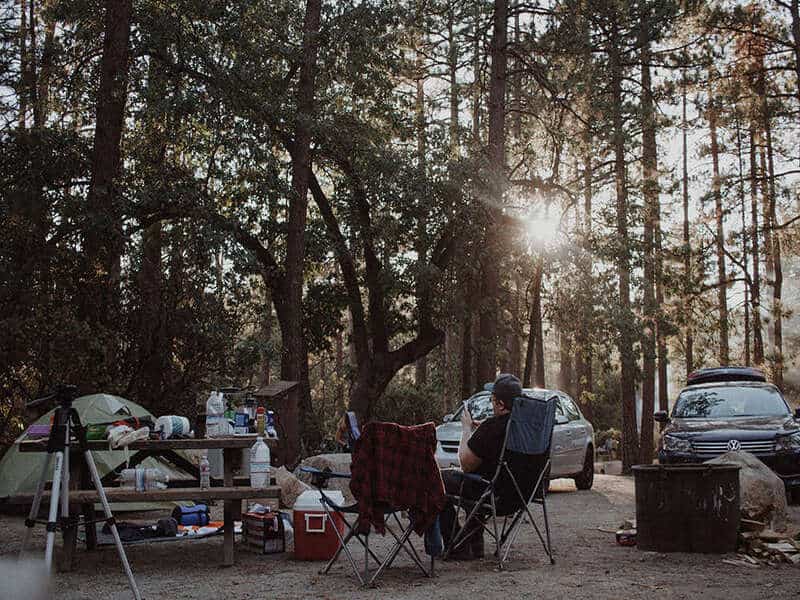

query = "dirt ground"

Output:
[[2, 475, 799, 600]]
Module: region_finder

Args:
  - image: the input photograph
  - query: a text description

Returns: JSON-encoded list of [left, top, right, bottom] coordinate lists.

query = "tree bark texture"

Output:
[[749, 125, 764, 365], [682, 70, 693, 376], [763, 109, 783, 389], [708, 96, 729, 365], [277, 0, 322, 464], [639, 18, 656, 464], [477, 0, 508, 386], [609, 20, 639, 473], [82, 0, 133, 385]]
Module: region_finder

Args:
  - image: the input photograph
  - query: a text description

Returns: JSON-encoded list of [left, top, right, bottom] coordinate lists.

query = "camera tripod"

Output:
[[19, 385, 141, 599]]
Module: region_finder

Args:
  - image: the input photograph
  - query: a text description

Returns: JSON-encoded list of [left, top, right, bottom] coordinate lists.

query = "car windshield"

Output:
[[453, 393, 494, 422], [672, 386, 789, 419]]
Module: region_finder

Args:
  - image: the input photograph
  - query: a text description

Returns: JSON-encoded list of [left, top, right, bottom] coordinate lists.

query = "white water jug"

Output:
[[250, 437, 271, 488]]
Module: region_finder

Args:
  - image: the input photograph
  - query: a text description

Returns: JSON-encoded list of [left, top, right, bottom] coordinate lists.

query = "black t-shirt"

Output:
[[467, 413, 509, 482], [467, 413, 545, 513]]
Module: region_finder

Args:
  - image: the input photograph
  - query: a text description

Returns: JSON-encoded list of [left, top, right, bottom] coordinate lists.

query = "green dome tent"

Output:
[[0, 394, 193, 511]]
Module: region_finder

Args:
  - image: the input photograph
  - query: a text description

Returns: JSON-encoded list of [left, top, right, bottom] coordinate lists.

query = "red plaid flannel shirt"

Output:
[[349, 421, 445, 535]]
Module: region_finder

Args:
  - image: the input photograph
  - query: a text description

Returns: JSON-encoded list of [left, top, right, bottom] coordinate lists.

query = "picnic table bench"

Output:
[[14, 435, 280, 569]]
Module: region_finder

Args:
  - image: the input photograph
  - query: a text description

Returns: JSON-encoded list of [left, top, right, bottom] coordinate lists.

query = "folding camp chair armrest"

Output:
[[299, 466, 352, 479], [459, 472, 491, 486]]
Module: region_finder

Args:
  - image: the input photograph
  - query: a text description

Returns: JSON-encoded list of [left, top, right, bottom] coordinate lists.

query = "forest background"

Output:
[[2, 0, 799, 471]]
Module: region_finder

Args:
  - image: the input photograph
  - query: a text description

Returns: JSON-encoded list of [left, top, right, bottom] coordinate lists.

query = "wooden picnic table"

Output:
[[16, 435, 280, 570]]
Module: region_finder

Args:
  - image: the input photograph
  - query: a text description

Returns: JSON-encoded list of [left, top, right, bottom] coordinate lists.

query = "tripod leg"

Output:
[[20, 452, 52, 556], [82, 449, 142, 600], [60, 427, 78, 572], [44, 451, 65, 571]]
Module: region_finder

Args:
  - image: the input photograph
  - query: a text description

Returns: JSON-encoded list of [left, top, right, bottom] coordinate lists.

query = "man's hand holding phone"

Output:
[[460, 401, 478, 432]]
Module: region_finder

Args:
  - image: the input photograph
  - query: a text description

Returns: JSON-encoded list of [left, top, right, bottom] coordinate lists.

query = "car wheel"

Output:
[[574, 446, 594, 490]]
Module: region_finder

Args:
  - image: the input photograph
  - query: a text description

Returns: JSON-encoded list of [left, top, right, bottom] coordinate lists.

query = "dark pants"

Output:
[[440, 468, 488, 549]]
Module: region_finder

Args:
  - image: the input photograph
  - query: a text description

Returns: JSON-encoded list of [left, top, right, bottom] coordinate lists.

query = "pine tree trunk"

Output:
[[279, 0, 322, 463], [414, 25, 429, 386], [639, 17, 656, 464], [477, 0, 508, 386], [791, 0, 800, 109], [609, 18, 639, 473], [33, 8, 55, 129], [558, 330, 573, 397], [18, 0, 27, 130], [708, 95, 729, 365], [523, 258, 544, 388], [682, 70, 693, 376], [735, 114, 751, 366], [471, 2, 481, 145], [763, 110, 783, 389], [461, 306, 474, 397], [749, 125, 764, 365], [575, 0, 593, 416], [82, 0, 133, 386], [448, 2, 459, 157]]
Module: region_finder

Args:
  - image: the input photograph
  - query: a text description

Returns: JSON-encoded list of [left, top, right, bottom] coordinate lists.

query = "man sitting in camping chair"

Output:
[[441, 373, 554, 565]]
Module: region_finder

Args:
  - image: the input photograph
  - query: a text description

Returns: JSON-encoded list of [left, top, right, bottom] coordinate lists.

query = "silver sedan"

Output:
[[435, 388, 596, 489]]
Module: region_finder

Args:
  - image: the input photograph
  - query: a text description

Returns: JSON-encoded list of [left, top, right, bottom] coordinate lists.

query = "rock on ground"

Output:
[[708, 450, 788, 532], [273, 466, 311, 509], [295, 453, 354, 504]]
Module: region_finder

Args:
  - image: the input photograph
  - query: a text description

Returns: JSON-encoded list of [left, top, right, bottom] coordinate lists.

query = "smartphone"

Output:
[[462, 401, 471, 419]]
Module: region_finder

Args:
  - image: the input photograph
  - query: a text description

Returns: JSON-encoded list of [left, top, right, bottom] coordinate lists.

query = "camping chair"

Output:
[[300, 414, 439, 587], [443, 394, 557, 569], [301, 468, 434, 587]]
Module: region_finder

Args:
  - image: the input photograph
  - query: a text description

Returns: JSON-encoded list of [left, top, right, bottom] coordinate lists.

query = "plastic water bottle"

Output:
[[250, 437, 270, 488], [199, 453, 211, 489], [266, 410, 277, 439], [205, 391, 225, 437]]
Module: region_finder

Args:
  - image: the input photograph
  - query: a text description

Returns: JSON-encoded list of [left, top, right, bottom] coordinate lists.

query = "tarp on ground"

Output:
[[0, 393, 194, 511]]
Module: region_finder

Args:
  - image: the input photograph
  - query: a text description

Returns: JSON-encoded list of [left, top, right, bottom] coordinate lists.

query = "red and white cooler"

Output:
[[292, 490, 345, 560]]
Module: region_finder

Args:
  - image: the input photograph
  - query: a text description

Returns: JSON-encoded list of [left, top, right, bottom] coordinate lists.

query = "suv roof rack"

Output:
[[687, 366, 766, 385]]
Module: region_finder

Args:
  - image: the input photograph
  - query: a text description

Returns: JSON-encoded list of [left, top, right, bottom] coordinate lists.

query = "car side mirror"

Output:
[[555, 414, 569, 425], [654, 411, 669, 424], [443, 413, 454, 423]]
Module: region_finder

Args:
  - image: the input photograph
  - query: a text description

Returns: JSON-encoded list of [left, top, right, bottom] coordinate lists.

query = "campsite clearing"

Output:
[[2, 474, 798, 600]]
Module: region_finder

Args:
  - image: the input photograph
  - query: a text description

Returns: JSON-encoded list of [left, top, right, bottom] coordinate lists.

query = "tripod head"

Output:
[[27, 385, 79, 411]]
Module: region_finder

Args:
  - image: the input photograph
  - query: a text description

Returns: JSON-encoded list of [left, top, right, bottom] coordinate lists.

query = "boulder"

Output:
[[273, 466, 311, 509], [707, 450, 788, 532], [296, 453, 354, 504]]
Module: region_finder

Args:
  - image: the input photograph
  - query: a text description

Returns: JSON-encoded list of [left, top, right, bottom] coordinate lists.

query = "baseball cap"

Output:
[[483, 373, 523, 402]]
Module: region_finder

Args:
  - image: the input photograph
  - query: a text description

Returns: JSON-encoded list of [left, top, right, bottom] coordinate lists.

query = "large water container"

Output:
[[633, 464, 740, 553], [250, 437, 271, 488]]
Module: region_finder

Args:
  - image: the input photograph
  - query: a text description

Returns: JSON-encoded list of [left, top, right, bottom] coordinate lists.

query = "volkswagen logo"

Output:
[[727, 439, 741, 451]]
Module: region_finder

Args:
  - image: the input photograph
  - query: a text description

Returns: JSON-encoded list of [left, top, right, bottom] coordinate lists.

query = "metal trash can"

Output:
[[633, 464, 740, 553]]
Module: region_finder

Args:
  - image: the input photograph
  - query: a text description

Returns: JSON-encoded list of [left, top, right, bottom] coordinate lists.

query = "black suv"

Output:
[[656, 367, 800, 501]]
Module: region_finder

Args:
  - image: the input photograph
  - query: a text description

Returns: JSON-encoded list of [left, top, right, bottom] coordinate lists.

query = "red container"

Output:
[[292, 490, 345, 560]]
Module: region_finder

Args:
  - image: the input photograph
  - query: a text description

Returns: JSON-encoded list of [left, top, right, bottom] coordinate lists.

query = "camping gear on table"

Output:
[[172, 504, 211, 527], [119, 468, 169, 491], [299, 420, 442, 587], [633, 463, 741, 553], [242, 510, 286, 554], [293, 489, 345, 561], [0, 394, 195, 512], [24, 424, 51, 439], [205, 391, 226, 437], [443, 393, 557, 568], [155, 415, 192, 439]]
